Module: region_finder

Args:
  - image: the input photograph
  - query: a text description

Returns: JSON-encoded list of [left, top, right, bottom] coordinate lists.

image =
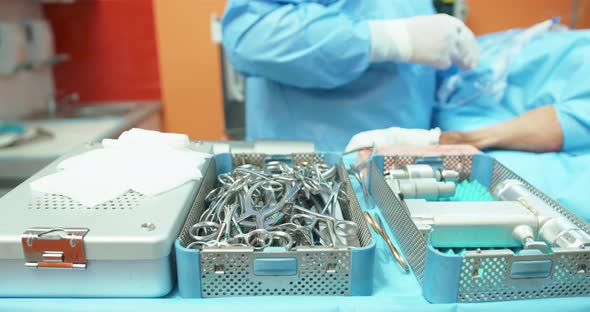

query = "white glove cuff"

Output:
[[368, 19, 412, 63], [426, 127, 442, 145]]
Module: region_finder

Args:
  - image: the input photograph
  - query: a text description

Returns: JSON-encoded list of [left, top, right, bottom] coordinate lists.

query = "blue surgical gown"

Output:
[[434, 30, 590, 220], [222, 0, 437, 151]]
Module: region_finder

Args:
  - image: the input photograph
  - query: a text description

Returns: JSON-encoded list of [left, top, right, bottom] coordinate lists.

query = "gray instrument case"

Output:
[[0, 145, 207, 297]]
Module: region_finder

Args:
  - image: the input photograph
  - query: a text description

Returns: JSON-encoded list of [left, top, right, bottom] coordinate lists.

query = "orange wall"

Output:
[[153, 0, 226, 140], [466, 0, 590, 35]]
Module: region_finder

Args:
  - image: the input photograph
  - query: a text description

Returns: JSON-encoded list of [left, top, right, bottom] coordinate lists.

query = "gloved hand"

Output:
[[368, 14, 479, 70], [344, 127, 441, 153]]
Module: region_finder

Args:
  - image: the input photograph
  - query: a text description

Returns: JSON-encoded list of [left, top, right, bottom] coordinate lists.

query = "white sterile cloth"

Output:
[[345, 127, 441, 153], [30, 128, 211, 207]]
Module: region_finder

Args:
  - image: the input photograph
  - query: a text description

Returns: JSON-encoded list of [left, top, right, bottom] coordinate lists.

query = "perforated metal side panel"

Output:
[[29, 191, 143, 210], [179, 160, 216, 246], [454, 160, 590, 302], [369, 161, 427, 283], [200, 248, 351, 297], [232, 153, 266, 167], [444, 155, 472, 182], [338, 160, 372, 247], [231, 153, 325, 168], [459, 250, 590, 302], [383, 155, 417, 170]]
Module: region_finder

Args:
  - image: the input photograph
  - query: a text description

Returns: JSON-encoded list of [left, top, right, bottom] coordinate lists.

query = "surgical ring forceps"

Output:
[[291, 206, 359, 247], [189, 160, 359, 250], [236, 181, 303, 229], [233, 229, 295, 250]]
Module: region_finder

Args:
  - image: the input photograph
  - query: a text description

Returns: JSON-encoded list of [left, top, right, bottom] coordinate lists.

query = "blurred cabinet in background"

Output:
[[0, 0, 53, 119], [0, 21, 27, 75]]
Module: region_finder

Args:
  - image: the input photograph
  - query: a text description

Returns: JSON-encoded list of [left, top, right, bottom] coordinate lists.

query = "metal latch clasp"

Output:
[[21, 228, 89, 269]]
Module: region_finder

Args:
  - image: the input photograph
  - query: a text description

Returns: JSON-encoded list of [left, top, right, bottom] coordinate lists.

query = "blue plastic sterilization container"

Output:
[[369, 154, 590, 303], [175, 153, 376, 298]]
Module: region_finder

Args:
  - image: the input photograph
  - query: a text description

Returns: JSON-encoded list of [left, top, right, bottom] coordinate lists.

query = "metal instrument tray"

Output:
[[175, 152, 375, 298], [369, 154, 590, 303]]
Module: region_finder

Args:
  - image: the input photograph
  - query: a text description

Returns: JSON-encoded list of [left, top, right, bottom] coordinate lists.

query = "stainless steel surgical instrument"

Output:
[[188, 160, 360, 250]]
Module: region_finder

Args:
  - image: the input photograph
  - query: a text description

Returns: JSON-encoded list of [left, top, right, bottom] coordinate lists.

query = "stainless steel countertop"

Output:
[[0, 101, 161, 181]]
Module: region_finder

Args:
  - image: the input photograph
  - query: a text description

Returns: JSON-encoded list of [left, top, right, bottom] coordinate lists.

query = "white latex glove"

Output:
[[368, 14, 479, 70], [344, 127, 441, 153]]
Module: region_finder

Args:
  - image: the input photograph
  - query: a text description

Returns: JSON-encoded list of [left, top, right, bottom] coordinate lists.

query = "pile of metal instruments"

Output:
[[187, 161, 360, 250]]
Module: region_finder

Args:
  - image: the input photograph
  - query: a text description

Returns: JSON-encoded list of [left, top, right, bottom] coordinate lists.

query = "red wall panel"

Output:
[[43, 0, 161, 103]]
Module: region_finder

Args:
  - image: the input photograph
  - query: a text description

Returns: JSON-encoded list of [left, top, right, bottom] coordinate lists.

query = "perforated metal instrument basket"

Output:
[[175, 153, 375, 298], [369, 154, 590, 303]]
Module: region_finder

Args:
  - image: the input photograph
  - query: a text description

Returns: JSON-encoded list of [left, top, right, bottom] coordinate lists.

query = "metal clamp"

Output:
[[21, 227, 89, 269]]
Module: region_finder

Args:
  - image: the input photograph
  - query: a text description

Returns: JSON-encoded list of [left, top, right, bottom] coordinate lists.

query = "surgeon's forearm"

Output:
[[440, 105, 564, 152]]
